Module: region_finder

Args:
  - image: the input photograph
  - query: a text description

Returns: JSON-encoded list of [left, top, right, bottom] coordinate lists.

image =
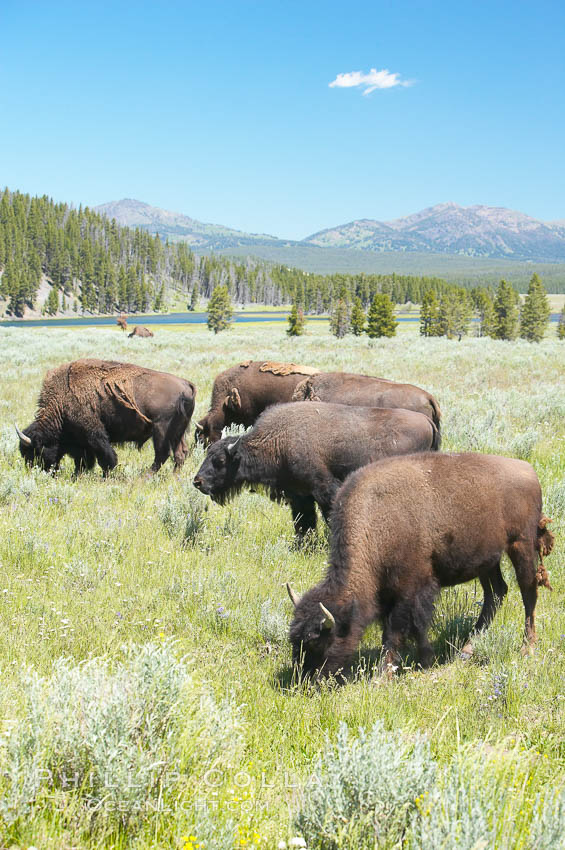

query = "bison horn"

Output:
[[15, 425, 32, 446], [227, 437, 241, 455], [319, 603, 336, 630], [195, 422, 203, 432], [286, 582, 301, 607]]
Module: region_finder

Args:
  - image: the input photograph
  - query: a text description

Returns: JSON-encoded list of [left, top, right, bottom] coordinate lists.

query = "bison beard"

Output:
[[287, 453, 553, 681]]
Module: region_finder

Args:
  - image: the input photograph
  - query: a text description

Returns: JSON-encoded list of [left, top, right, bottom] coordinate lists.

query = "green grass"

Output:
[[0, 323, 563, 848]]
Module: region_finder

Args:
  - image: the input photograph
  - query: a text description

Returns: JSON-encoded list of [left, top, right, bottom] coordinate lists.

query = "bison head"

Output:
[[193, 437, 242, 505], [287, 583, 358, 681], [16, 424, 60, 471]]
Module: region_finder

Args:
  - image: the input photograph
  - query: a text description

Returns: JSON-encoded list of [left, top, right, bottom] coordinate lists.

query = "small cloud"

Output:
[[329, 67, 413, 95]]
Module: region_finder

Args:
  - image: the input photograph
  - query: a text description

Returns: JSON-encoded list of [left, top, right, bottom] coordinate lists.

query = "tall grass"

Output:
[[0, 325, 563, 847]]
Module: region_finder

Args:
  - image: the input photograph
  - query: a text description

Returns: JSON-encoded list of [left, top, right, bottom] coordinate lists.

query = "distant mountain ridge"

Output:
[[304, 202, 565, 261], [94, 199, 565, 262], [94, 199, 285, 251]]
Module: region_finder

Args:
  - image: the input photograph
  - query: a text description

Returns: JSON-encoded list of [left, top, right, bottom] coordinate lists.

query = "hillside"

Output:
[[304, 202, 565, 261], [94, 199, 284, 251], [96, 199, 565, 264]]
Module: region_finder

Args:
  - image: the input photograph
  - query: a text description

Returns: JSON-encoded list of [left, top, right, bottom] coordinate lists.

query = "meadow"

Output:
[[0, 322, 564, 849]]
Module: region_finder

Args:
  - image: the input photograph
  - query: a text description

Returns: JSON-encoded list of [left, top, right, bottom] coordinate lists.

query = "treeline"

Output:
[[0, 188, 559, 319]]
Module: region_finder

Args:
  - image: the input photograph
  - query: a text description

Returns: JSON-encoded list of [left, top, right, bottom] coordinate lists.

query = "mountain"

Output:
[[93, 199, 288, 251], [303, 203, 565, 261]]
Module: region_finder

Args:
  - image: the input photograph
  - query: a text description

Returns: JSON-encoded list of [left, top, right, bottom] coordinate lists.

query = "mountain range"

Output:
[[94, 199, 565, 263]]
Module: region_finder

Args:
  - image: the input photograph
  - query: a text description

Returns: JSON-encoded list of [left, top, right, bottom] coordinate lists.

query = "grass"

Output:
[[0, 323, 563, 848]]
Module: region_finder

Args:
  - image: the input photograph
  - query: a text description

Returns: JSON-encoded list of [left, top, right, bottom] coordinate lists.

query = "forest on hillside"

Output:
[[0, 189, 558, 318]]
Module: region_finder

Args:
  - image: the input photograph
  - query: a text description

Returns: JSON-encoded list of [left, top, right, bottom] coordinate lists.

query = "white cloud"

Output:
[[329, 67, 413, 95]]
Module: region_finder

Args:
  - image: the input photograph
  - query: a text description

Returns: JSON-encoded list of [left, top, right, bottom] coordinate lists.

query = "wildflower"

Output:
[[289, 839, 307, 848], [216, 605, 229, 620]]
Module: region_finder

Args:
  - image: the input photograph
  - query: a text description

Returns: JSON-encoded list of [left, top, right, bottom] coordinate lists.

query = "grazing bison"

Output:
[[292, 372, 441, 430], [193, 402, 439, 540], [195, 360, 319, 445], [128, 325, 154, 338], [287, 453, 553, 680], [16, 359, 195, 475]]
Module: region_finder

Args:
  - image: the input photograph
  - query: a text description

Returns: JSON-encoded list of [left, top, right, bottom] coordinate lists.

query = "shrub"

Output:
[[0, 642, 243, 832], [295, 721, 436, 849]]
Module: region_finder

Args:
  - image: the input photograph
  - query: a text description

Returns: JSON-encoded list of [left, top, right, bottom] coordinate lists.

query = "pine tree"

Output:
[[420, 290, 442, 337], [471, 288, 495, 337], [287, 303, 305, 336], [350, 297, 366, 335], [366, 293, 398, 338], [438, 288, 472, 339], [520, 273, 550, 342], [557, 305, 565, 340], [330, 298, 351, 338], [207, 284, 233, 334], [189, 283, 199, 311], [45, 285, 59, 316], [491, 279, 520, 340]]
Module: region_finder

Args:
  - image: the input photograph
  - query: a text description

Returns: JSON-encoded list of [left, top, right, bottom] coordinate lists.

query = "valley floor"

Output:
[[0, 324, 563, 848]]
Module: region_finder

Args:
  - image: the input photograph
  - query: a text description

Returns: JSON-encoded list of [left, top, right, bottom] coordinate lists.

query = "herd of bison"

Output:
[[16, 357, 554, 681]]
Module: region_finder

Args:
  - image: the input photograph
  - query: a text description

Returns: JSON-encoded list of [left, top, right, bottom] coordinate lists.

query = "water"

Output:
[[1, 311, 560, 328]]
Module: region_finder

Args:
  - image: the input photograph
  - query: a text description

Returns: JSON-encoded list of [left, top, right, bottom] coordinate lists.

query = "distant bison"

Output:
[[116, 313, 128, 331], [292, 372, 441, 430], [193, 402, 439, 541], [195, 360, 319, 445], [16, 359, 195, 474], [288, 453, 553, 680], [128, 325, 154, 338]]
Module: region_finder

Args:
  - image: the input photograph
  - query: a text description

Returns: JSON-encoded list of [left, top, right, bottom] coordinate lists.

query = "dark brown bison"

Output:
[[288, 453, 553, 680], [195, 360, 319, 445], [16, 359, 195, 475], [128, 325, 154, 338], [193, 402, 440, 540], [292, 372, 441, 430], [116, 313, 128, 331]]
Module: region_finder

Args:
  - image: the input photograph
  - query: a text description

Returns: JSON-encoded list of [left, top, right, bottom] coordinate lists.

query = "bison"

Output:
[[292, 372, 441, 430], [16, 359, 195, 475], [193, 402, 440, 541], [195, 360, 319, 445], [128, 325, 154, 338], [287, 452, 553, 680], [116, 313, 128, 331]]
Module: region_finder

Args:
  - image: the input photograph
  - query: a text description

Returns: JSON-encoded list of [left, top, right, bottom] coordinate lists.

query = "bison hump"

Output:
[[258, 361, 319, 377]]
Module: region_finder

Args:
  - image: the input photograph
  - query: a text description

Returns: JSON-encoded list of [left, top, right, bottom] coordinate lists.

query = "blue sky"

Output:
[[1, 0, 564, 239]]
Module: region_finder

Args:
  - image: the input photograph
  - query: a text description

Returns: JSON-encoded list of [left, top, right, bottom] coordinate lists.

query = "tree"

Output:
[[45, 285, 59, 316], [557, 305, 565, 340], [330, 298, 351, 338], [287, 303, 305, 336], [491, 279, 520, 340], [438, 288, 472, 339], [471, 288, 495, 337], [366, 293, 398, 338], [520, 273, 550, 342], [350, 297, 366, 335], [420, 290, 442, 337], [207, 284, 233, 334], [189, 283, 199, 311]]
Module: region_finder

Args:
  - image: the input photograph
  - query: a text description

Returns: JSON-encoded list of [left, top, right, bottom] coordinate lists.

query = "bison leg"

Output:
[[461, 561, 508, 658], [151, 416, 191, 473], [287, 492, 317, 543], [379, 599, 412, 676], [89, 432, 118, 474], [507, 542, 539, 653], [73, 448, 96, 475]]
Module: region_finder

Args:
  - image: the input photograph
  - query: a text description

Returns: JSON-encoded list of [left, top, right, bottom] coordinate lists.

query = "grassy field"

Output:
[[0, 323, 564, 849]]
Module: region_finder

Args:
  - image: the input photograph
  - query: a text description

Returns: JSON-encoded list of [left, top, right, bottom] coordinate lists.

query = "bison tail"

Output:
[[177, 390, 196, 421], [430, 420, 442, 451], [536, 515, 554, 590], [428, 397, 442, 430]]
